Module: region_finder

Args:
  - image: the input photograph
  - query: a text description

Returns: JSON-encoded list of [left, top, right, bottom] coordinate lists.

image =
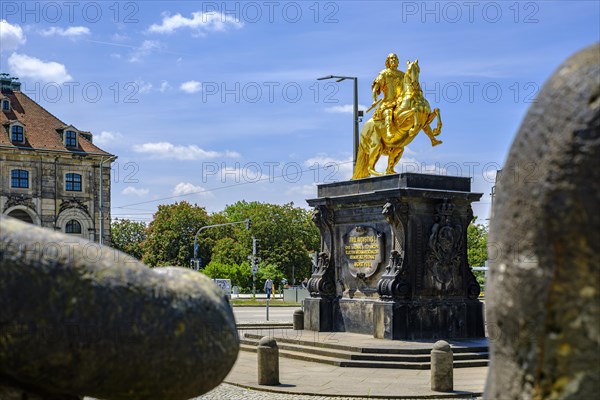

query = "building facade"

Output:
[[0, 74, 116, 244]]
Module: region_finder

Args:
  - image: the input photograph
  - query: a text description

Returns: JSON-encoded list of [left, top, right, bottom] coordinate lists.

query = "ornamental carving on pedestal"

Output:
[[424, 199, 463, 294], [308, 205, 336, 298], [377, 201, 410, 300]]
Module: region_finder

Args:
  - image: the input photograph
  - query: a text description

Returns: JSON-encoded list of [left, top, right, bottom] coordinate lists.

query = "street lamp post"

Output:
[[317, 75, 361, 169], [191, 218, 250, 270]]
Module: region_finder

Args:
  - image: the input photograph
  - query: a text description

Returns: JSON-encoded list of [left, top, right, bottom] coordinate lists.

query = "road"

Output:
[[232, 306, 296, 323]]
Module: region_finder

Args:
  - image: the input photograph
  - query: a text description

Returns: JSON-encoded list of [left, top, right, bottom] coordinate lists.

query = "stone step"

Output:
[[243, 332, 488, 355], [241, 333, 489, 369], [239, 343, 488, 369], [240, 337, 488, 363], [237, 322, 293, 329]]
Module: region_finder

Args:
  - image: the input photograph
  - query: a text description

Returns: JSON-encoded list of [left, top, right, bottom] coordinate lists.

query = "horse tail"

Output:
[[352, 133, 370, 179], [352, 146, 370, 179]]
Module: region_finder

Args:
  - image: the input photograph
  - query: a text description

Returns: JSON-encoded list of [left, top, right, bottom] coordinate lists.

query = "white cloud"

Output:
[[304, 155, 353, 182], [7, 53, 72, 84], [148, 11, 243, 36], [134, 79, 153, 94], [132, 142, 240, 160], [159, 80, 172, 92], [129, 40, 160, 63], [172, 182, 214, 199], [224, 150, 241, 158], [93, 131, 123, 146], [324, 104, 368, 113], [122, 186, 150, 196], [286, 184, 317, 197], [0, 20, 26, 51], [180, 80, 202, 93], [40, 26, 90, 37]]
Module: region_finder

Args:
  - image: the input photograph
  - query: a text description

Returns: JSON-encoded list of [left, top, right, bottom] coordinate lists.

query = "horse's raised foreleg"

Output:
[[432, 108, 442, 136], [423, 108, 442, 146]]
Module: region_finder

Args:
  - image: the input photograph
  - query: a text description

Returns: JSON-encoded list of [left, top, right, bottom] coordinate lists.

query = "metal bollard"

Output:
[[293, 309, 304, 330], [257, 337, 279, 385], [430, 340, 453, 392]]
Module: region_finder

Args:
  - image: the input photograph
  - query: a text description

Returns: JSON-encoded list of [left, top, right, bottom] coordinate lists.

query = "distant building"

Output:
[[0, 74, 116, 244]]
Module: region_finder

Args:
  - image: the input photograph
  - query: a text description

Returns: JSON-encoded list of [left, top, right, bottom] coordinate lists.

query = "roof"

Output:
[[0, 89, 113, 156]]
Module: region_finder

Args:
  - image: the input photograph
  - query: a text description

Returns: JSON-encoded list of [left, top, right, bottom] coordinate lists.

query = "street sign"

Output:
[[213, 279, 231, 298], [190, 258, 202, 270], [251, 266, 258, 274]]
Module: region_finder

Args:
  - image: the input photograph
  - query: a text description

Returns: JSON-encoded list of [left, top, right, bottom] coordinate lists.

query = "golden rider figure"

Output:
[[371, 53, 404, 138]]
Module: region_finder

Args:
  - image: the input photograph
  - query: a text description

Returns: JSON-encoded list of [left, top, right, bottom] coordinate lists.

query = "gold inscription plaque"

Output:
[[343, 226, 384, 278]]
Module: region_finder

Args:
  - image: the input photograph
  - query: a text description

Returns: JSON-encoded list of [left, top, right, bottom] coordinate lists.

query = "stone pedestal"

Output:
[[303, 297, 335, 332], [305, 173, 484, 340]]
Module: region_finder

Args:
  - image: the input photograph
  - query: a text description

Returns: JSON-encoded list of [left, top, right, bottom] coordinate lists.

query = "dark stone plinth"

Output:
[[317, 173, 472, 197], [336, 299, 375, 335], [304, 297, 335, 332], [305, 173, 483, 340], [374, 300, 484, 340]]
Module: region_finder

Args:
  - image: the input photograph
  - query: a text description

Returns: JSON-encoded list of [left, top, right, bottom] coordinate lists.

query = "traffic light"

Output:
[[245, 218, 251, 230]]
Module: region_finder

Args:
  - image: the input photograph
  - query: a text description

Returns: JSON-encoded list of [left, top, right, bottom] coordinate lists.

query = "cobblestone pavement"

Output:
[[193, 383, 482, 400]]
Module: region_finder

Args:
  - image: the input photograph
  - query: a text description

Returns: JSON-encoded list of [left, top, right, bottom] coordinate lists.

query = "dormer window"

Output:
[[65, 130, 77, 147], [1, 99, 9, 111], [11, 125, 24, 142]]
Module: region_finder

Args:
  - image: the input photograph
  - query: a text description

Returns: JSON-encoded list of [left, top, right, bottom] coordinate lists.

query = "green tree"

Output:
[[213, 201, 320, 285], [142, 201, 211, 267], [258, 263, 286, 292], [467, 217, 489, 289], [110, 218, 146, 260], [202, 261, 253, 289]]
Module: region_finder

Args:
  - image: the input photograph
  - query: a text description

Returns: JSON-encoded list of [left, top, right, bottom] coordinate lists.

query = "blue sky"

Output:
[[1, 1, 598, 223]]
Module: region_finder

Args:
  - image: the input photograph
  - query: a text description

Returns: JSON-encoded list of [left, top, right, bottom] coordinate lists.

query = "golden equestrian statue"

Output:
[[352, 53, 443, 179]]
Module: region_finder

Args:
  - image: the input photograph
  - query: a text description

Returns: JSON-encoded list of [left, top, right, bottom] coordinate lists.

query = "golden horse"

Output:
[[352, 60, 443, 179]]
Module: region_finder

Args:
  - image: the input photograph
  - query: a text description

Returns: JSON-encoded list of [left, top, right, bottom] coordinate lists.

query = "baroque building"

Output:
[[0, 74, 116, 244]]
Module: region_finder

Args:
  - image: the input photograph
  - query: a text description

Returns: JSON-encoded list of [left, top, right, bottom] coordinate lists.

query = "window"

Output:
[[65, 173, 82, 191], [10, 169, 28, 188], [66, 220, 82, 234], [2, 100, 9, 111], [65, 130, 77, 147], [11, 125, 24, 142]]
